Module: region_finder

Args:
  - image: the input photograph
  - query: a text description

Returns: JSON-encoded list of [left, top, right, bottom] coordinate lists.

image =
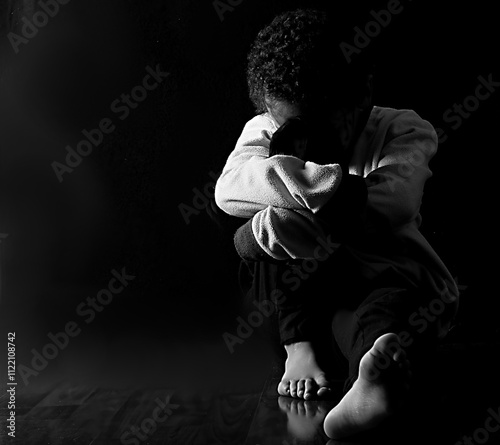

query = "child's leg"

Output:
[[238, 255, 337, 400], [263, 260, 336, 400], [324, 282, 441, 439], [272, 251, 363, 400]]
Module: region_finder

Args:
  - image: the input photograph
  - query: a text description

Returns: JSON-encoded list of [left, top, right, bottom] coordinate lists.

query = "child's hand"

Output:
[[269, 117, 309, 160], [269, 117, 347, 169]]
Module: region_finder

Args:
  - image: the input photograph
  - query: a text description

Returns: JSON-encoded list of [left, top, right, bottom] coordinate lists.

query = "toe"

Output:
[[316, 374, 333, 398], [317, 386, 333, 398], [361, 333, 413, 386], [367, 333, 400, 373], [278, 380, 290, 396], [297, 380, 306, 399], [304, 378, 316, 400], [373, 333, 400, 355], [389, 340, 405, 362], [290, 380, 298, 398]]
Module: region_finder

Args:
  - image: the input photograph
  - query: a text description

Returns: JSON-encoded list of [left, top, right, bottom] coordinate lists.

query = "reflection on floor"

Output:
[[1, 333, 500, 445]]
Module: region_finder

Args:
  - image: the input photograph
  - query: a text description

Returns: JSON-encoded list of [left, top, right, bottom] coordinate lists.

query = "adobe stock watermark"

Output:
[[435, 73, 499, 144], [178, 170, 221, 224], [454, 406, 500, 445], [386, 73, 500, 192], [7, 0, 71, 54], [52, 64, 170, 183], [120, 394, 179, 445], [385, 136, 435, 193], [340, 0, 410, 64], [212, 0, 244, 22], [364, 276, 462, 381], [17, 267, 135, 387], [223, 234, 338, 353]]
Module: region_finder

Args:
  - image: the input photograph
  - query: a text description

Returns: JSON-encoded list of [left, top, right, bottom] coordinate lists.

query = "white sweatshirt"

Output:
[[215, 106, 459, 337]]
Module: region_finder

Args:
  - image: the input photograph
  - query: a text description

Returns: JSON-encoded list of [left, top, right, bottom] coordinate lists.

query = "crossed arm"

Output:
[[215, 109, 438, 262]]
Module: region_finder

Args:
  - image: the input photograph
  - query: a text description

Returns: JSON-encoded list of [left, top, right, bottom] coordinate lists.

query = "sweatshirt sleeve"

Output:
[[233, 109, 439, 261], [250, 207, 335, 260], [364, 109, 438, 231], [233, 174, 367, 261], [214, 113, 343, 219]]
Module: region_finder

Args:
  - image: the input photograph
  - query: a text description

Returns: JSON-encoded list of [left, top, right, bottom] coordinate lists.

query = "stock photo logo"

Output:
[[435, 73, 499, 144], [339, 0, 410, 63], [454, 406, 500, 445], [51, 65, 170, 182], [212, 0, 244, 22], [178, 171, 220, 224], [7, 0, 71, 54], [119, 394, 180, 445], [223, 234, 338, 353], [17, 267, 135, 387]]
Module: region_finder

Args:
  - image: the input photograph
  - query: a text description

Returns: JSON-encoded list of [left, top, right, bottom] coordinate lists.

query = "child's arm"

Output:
[[214, 113, 343, 219], [233, 173, 367, 261], [247, 206, 333, 260], [363, 109, 438, 232], [232, 109, 439, 260]]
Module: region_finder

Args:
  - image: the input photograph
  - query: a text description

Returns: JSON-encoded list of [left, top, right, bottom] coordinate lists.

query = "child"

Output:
[[214, 8, 459, 439]]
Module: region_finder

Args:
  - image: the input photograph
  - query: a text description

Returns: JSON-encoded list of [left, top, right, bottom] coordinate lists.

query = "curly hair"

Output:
[[247, 8, 372, 114]]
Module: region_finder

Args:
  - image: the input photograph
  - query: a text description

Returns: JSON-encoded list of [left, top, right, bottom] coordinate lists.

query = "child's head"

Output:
[[247, 8, 374, 160]]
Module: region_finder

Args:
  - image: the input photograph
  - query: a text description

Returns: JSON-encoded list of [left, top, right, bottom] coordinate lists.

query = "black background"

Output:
[[0, 0, 498, 389]]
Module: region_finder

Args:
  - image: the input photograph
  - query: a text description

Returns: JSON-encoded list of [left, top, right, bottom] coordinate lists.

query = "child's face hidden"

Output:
[[265, 72, 373, 165], [266, 97, 370, 162]]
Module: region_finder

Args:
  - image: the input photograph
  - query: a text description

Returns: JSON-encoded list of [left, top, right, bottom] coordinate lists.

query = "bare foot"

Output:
[[278, 396, 333, 441], [323, 333, 411, 439], [277, 341, 333, 400]]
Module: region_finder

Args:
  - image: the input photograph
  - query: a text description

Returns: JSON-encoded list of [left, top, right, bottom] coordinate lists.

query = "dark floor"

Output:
[[2, 329, 500, 445]]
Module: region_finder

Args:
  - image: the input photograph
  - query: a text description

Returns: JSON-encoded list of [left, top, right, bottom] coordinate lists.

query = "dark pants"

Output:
[[240, 246, 441, 394]]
